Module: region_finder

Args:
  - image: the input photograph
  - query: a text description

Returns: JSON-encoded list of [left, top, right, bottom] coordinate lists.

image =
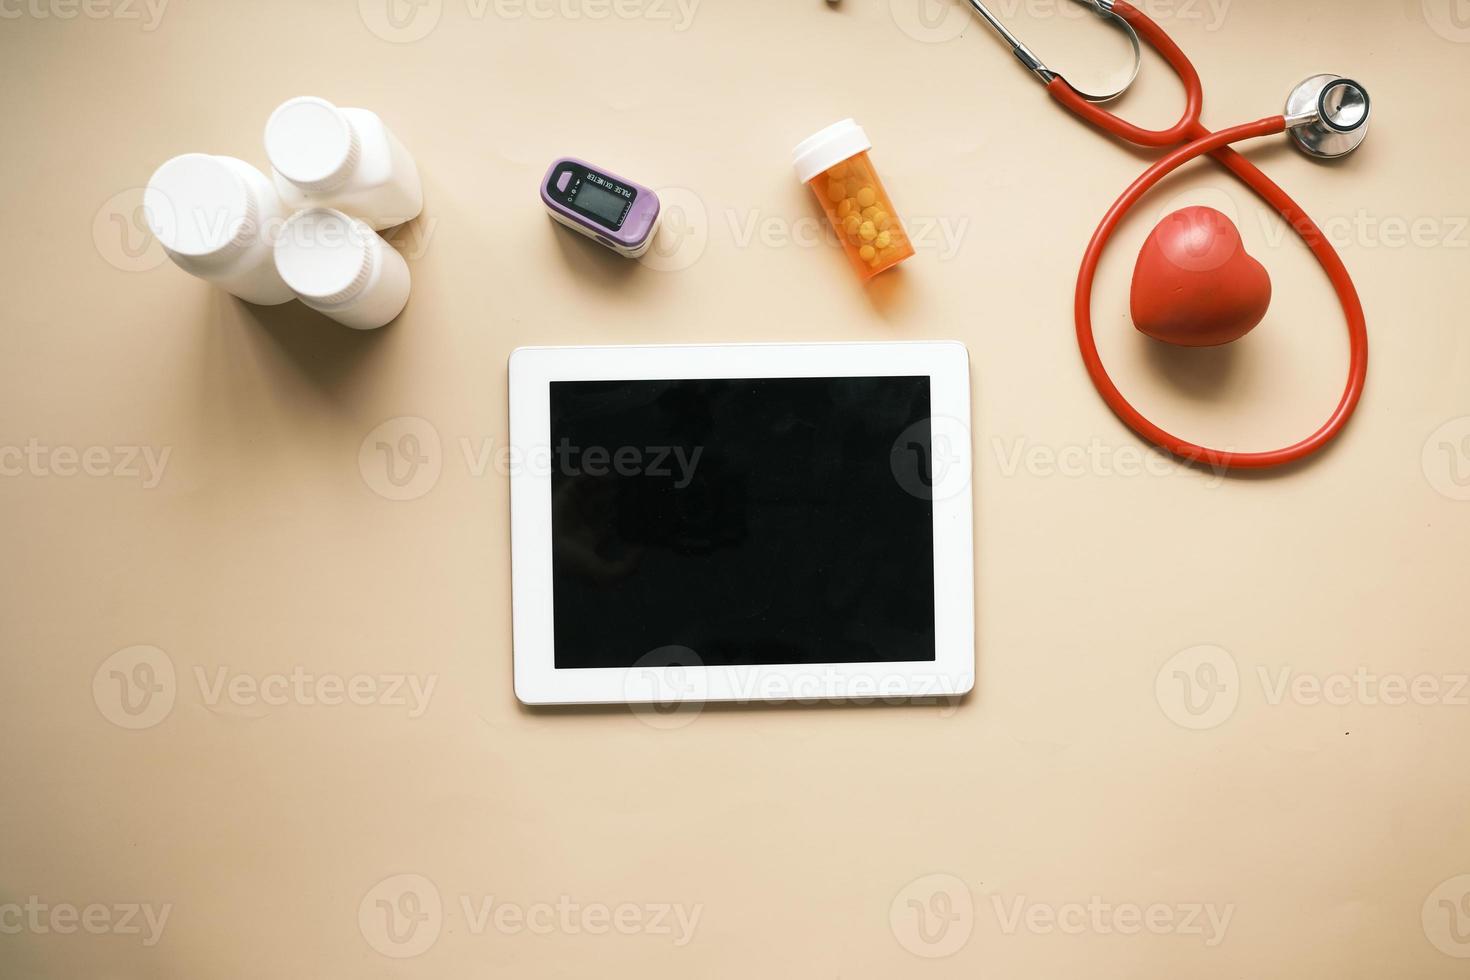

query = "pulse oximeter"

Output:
[[540, 157, 661, 258]]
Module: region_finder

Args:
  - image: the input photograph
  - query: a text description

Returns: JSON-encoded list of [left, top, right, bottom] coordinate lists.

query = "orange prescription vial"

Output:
[[793, 119, 915, 280]]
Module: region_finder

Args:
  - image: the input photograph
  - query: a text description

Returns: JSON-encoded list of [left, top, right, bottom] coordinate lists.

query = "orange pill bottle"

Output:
[[793, 119, 915, 280]]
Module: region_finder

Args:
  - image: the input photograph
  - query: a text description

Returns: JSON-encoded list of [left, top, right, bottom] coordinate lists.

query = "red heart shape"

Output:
[[1130, 206, 1272, 347]]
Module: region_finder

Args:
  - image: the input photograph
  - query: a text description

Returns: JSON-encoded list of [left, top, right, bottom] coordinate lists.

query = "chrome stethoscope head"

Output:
[[962, 0, 1142, 103], [1285, 74, 1371, 159]]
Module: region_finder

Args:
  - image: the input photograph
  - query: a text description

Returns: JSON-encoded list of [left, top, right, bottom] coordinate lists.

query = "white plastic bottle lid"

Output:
[[264, 96, 362, 193], [144, 154, 258, 258], [273, 208, 374, 305], [792, 119, 873, 184]]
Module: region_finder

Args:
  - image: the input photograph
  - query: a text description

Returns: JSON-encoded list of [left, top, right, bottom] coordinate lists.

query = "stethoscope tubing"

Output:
[[1059, 1, 1369, 470]]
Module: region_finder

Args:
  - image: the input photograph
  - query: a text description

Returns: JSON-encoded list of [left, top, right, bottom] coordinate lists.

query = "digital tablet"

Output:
[[508, 342, 974, 706]]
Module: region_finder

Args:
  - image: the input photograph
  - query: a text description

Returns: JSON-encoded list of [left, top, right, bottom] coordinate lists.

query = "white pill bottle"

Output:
[[273, 208, 411, 330], [144, 154, 295, 305], [264, 96, 423, 230]]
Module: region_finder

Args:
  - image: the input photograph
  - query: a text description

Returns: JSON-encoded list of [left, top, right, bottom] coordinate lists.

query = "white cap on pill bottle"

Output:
[[146, 153, 260, 260], [264, 95, 423, 230], [792, 119, 873, 184], [273, 208, 410, 330], [143, 153, 294, 305], [264, 96, 362, 194]]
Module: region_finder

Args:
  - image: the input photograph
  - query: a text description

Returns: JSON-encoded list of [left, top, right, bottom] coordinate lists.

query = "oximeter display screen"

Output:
[[548, 377, 937, 668], [571, 180, 629, 227]]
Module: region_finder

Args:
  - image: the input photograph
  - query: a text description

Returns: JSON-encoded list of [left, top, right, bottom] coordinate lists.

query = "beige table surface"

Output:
[[4, 0, 1470, 976]]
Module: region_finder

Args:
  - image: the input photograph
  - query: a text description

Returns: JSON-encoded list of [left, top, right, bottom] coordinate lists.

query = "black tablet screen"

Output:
[[549, 377, 936, 668]]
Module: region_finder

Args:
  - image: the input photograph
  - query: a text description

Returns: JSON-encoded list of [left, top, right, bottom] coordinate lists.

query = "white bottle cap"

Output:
[[274, 208, 374, 306], [144, 154, 259, 259], [264, 97, 362, 193], [792, 118, 872, 184]]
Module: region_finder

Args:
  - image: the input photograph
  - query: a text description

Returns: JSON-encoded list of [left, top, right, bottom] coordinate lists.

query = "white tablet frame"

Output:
[[509, 341, 974, 706]]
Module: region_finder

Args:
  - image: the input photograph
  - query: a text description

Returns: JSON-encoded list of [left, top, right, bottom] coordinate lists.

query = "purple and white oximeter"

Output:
[[540, 157, 661, 258]]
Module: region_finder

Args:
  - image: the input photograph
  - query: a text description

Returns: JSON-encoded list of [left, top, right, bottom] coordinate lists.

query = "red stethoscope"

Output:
[[964, 0, 1372, 470]]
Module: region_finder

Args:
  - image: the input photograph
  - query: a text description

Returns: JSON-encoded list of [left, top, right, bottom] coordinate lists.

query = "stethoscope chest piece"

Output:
[[1286, 74, 1371, 159]]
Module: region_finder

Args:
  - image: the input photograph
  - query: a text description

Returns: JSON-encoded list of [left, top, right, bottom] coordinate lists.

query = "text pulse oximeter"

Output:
[[540, 157, 661, 258]]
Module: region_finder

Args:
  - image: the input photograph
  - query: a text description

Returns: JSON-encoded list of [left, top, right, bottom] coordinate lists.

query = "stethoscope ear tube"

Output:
[[1043, 0, 1204, 148], [1052, 3, 1144, 104], [963, 0, 1142, 102]]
